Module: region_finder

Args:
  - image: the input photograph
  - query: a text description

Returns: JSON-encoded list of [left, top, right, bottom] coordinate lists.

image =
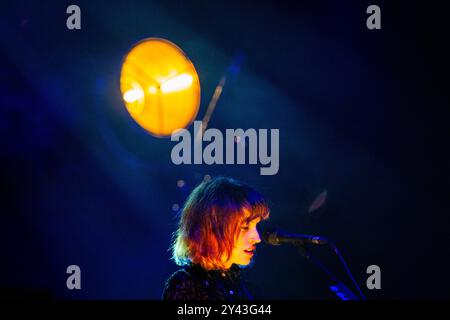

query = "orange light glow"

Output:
[[120, 38, 201, 137]]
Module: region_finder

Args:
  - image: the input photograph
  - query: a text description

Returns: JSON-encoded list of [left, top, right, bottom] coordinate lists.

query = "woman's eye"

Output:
[[241, 226, 249, 231]]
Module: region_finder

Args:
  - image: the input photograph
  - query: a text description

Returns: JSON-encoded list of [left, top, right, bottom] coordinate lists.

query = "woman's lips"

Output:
[[244, 249, 255, 256]]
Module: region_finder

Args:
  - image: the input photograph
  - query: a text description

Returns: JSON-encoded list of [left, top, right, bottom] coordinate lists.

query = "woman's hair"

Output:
[[171, 176, 270, 270]]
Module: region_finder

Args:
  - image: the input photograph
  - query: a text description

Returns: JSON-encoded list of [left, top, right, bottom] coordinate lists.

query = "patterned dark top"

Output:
[[162, 264, 255, 300]]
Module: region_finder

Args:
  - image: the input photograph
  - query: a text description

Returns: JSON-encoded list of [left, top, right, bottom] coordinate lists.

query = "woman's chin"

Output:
[[237, 258, 252, 266]]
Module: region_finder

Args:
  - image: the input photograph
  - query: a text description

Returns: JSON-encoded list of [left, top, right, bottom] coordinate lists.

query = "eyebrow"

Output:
[[245, 218, 261, 225]]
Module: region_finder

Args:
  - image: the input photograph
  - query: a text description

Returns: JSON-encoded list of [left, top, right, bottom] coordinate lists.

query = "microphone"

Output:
[[262, 229, 328, 246]]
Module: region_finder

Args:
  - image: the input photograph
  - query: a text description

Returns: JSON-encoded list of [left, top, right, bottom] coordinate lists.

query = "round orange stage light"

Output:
[[120, 38, 201, 137]]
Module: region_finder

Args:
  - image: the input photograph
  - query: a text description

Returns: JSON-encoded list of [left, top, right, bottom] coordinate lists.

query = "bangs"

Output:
[[240, 201, 270, 225], [240, 188, 270, 224]]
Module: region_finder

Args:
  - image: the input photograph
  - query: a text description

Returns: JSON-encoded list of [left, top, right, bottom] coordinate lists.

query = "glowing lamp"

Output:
[[120, 38, 201, 137]]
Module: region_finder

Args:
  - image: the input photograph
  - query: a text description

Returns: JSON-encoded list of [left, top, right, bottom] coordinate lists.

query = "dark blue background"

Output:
[[1, 0, 449, 299]]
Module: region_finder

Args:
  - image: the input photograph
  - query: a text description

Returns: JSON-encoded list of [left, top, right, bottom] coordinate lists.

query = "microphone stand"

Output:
[[296, 242, 366, 300]]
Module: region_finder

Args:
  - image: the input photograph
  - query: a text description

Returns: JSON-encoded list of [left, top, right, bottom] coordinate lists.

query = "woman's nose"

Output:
[[250, 228, 261, 244]]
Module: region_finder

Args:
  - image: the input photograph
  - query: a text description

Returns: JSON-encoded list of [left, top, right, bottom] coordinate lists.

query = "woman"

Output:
[[162, 176, 270, 300]]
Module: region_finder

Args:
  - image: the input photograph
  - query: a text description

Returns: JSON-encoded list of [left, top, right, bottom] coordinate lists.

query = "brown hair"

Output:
[[171, 176, 270, 270]]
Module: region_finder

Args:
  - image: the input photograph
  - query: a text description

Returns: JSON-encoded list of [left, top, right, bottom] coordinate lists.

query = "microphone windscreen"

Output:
[[261, 229, 280, 245]]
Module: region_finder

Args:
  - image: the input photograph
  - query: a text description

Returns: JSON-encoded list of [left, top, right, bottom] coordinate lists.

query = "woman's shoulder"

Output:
[[165, 264, 206, 284], [162, 266, 209, 300]]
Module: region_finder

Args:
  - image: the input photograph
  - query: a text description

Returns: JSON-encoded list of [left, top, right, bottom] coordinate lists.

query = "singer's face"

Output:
[[227, 215, 262, 268]]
